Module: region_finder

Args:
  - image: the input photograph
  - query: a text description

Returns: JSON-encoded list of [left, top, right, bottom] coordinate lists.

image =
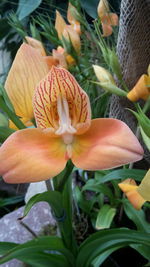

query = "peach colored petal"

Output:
[[67, 3, 81, 35], [109, 13, 119, 26], [102, 23, 113, 37], [0, 128, 67, 183], [63, 25, 81, 54], [67, 3, 77, 24], [71, 21, 81, 35], [55, 10, 67, 39], [102, 13, 118, 26], [97, 0, 110, 18], [33, 66, 91, 131], [52, 48, 68, 69], [44, 56, 59, 69], [5, 43, 49, 121], [25, 36, 46, 56], [71, 118, 143, 170]]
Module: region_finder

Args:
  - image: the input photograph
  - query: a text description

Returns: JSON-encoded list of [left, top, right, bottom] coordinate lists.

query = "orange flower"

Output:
[[127, 74, 150, 102], [118, 169, 150, 210], [55, 10, 81, 54], [97, 0, 118, 37], [67, 3, 81, 35], [0, 67, 143, 183], [118, 179, 145, 210]]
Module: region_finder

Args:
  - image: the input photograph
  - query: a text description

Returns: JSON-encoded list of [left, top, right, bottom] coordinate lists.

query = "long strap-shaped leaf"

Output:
[[76, 228, 150, 266], [0, 236, 74, 266]]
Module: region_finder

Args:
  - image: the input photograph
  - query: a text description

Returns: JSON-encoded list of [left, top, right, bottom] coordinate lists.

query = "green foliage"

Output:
[[122, 199, 150, 232], [17, 0, 42, 20], [95, 168, 146, 183], [0, 236, 74, 266], [76, 228, 150, 266], [80, 0, 99, 18], [95, 204, 116, 230]]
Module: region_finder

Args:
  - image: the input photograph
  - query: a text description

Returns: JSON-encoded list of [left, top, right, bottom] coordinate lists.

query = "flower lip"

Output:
[[34, 66, 91, 134]]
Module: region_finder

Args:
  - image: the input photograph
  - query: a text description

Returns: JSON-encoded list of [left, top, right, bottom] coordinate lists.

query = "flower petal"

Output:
[[137, 169, 150, 201], [63, 25, 81, 53], [118, 179, 146, 210], [5, 43, 49, 121], [52, 47, 68, 69], [0, 128, 67, 183], [44, 56, 59, 69], [67, 3, 81, 35], [102, 13, 118, 26], [127, 74, 150, 102], [25, 36, 47, 56], [102, 23, 113, 37], [97, 0, 109, 18], [71, 118, 143, 170], [55, 10, 67, 39], [34, 66, 91, 132]]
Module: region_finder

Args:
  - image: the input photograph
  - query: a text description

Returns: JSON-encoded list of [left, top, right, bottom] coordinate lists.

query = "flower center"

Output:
[[55, 96, 76, 136]]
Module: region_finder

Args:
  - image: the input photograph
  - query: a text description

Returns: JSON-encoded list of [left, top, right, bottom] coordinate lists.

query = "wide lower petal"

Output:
[[71, 118, 143, 170], [0, 128, 67, 183]]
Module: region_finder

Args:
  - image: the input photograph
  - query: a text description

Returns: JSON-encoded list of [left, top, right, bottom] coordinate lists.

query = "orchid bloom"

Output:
[[97, 0, 118, 37], [0, 67, 143, 184], [55, 10, 81, 54], [118, 169, 150, 210], [5, 43, 49, 129], [67, 3, 81, 35], [127, 67, 150, 102]]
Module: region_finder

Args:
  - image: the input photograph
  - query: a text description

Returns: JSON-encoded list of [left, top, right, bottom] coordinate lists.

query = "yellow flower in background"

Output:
[[0, 67, 143, 184], [127, 65, 150, 102], [93, 65, 127, 97], [97, 0, 118, 37], [93, 65, 116, 84], [118, 169, 150, 210]]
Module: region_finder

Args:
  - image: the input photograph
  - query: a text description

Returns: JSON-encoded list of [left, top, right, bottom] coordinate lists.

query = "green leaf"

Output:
[[24, 190, 77, 257], [140, 126, 150, 151], [80, 0, 99, 18], [131, 244, 150, 261], [75, 186, 96, 214], [0, 195, 24, 207], [0, 236, 74, 266], [95, 204, 116, 230], [0, 95, 26, 129], [0, 127, 15, 142], [17, 0, 42, 20], [91, 246, 123, 267], [95, 169, 146, 183], [0, 113, 8, 127], [123, 199, 150, 232], [76, 228, 150, 267], [82, 183, 115, 204], [24, 191, 64, 218], [0, 242, 18, 254]]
